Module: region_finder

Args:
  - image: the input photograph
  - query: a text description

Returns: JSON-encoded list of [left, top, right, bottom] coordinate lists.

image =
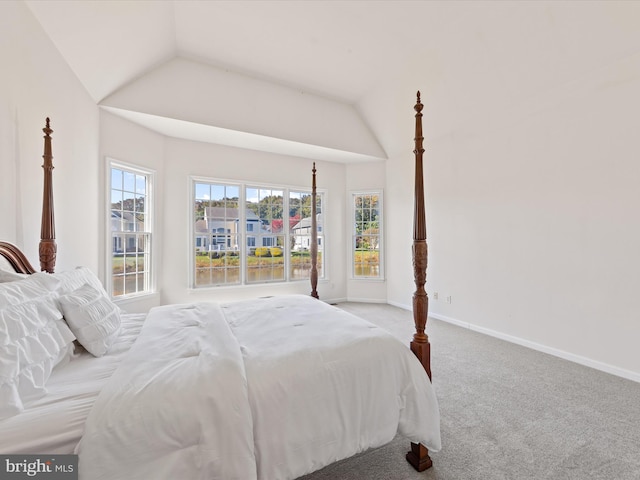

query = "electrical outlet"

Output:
[[446, 296, 452, 304], [433, 292, 439, 300]]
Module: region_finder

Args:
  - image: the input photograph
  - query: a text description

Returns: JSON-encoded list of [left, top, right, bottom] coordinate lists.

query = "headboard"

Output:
[[0, 241, 37, 274]]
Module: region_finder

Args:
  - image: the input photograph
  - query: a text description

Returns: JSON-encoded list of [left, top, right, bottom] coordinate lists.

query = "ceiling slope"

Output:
[[101, 57, 387, 163]]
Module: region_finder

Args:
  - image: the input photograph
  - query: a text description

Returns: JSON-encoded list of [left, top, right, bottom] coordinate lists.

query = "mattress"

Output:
[[0, 313, 145, 454]]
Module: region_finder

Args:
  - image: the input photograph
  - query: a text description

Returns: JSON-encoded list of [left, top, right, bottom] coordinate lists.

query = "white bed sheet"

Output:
[[0, 313, 145, 454]]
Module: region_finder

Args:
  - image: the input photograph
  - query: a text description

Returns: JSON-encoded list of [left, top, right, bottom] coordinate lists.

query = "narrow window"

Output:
[[109, 163, 153, 297], [352, 191, 382, 279]]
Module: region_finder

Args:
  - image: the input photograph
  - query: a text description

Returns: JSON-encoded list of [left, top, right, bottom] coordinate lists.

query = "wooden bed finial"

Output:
[[40, 117, 56, 273], [406, 91, 433, 472], [310, 162, 319, 299]]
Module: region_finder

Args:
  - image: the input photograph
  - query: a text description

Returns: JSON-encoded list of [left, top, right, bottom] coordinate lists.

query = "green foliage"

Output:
[[112, 256, 144, 274], [354, 194, 380, 234], [111, 196, 146, 214]]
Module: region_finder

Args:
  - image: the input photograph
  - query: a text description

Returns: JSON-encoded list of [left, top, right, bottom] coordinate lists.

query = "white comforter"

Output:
[[76, 295, 441, 480]]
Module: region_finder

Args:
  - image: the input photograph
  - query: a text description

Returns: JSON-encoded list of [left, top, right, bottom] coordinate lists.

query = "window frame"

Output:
[[350, 190, 384, 280], [106, 159, 155, 299], [190, 176, 326, 289]]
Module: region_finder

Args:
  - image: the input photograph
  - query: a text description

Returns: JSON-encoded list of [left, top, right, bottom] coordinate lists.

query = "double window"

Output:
[[193, 180, 324, 287], [109, 163, 153, 297], [352, 191, 383, 279]]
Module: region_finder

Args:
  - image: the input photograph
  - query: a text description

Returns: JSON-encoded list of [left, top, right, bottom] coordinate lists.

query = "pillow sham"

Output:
[[0, 274, 76, 420], [57, 283, 121, 357]]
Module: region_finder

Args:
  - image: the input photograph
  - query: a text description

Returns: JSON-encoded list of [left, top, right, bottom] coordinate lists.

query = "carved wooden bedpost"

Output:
[[406, 92, 433, 472], [310, 162, 319, 299], [39, 118, 56, 273]]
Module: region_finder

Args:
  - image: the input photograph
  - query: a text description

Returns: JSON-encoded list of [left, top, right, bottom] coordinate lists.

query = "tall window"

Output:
[[192, 179, 324, 288], [194, 183, 241, 287], [110, 164, 153, 297], [352, 191, 382, 279]]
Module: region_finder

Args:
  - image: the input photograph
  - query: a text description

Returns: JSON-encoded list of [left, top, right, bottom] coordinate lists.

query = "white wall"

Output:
[[161, 137, 347, 305], [425, 59, 640, 380], [0, 1, 99, 272], [360, 3, 640, 381]]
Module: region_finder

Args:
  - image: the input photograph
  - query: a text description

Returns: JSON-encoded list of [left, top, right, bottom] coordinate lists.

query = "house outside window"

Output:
[[352, 191, 382, 279], [194, 182, 241, 286], [109, 162, 153, 297], [192, 179, 324, 287]]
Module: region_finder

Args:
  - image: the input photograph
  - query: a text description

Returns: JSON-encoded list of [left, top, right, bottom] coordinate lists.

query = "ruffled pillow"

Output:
[[53, 267, 110, 298], [0, 274, 76, 420], [57, 284, 121, 357]]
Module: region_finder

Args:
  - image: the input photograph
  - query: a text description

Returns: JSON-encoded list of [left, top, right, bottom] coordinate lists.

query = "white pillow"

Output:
[[0, 269, 27, 283], [57, 283, 121, 357], [0, 274, 76, 420], [53, 267, 109, 298]]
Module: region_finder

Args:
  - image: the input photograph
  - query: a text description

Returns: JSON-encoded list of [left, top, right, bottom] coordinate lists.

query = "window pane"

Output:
[[195, 268, 211, 287], [195, 183, 210, 200], [111, 190, 123, 208], [211, 184, 225, 201], [135, 175, 146, 195], [135, 195, 145, 215], [124, 273, 137, 295], [226, 185, 239, 200], [123, 190, 135, 213], [111, 169, 123, 190], [112, 274, 124, 297], [123, 171, 135, 193], [246, 187, 258, 203]]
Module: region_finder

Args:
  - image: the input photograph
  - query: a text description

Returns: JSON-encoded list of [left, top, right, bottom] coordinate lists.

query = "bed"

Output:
[[0, 94, 439, 478]]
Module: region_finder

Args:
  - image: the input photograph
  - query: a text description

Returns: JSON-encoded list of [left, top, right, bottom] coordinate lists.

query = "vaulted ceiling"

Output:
[[24, 1, 640, 162], [25, 0, 469, 104]]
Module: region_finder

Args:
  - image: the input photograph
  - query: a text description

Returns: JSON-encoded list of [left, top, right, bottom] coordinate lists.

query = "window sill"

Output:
[[112, 291, 159, 305], [349, 277, 386, 282]]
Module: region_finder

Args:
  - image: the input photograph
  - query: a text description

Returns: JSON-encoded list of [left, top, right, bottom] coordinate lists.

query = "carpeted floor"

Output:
[[298, 302, 640, 480]]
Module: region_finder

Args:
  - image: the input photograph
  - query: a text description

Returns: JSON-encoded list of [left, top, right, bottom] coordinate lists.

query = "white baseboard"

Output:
[[428, 311, 640, 384], [387, 300, 411, 311], [346, 297, 388, 304], [322, 297, 347, 305], [354, 300, 640, 383]]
